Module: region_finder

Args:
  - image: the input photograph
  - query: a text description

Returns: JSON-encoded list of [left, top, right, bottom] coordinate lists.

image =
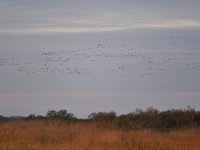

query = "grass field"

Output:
[[0, 120, 200, 150]]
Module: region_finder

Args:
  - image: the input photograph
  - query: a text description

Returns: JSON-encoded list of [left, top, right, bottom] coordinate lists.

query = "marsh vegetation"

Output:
[[0, 108, 200, 150]]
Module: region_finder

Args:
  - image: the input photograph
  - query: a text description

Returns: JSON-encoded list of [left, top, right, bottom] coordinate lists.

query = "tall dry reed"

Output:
[[0, 120, 200, 150]]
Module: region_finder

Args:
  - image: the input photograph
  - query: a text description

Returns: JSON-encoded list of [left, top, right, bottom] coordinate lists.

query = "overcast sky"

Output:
[[0, 0, 200, 118], [1, 0, 200, 34]]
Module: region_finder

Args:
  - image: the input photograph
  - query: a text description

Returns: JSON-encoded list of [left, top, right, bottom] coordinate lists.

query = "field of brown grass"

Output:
[[0, 120, 200, 150]]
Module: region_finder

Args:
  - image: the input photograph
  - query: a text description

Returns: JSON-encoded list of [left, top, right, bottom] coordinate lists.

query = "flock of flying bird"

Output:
[[0, 36, 200, 78]]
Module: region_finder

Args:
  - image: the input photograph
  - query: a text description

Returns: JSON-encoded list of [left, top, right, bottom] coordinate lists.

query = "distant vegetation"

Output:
[[0, 115, 25, 122], [1, 107, 200, 131], [28, 107, 200, 131]]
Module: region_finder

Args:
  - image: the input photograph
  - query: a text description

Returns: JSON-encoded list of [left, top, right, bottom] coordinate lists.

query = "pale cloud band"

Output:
[[175, 92, 200, 97], [1, 1, 200, 35], [1, 19, 200, 35], [0, 91, 133, 98]]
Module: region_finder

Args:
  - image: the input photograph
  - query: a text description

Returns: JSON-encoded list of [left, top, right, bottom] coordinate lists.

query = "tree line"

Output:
[[1, 107, 200, 131]]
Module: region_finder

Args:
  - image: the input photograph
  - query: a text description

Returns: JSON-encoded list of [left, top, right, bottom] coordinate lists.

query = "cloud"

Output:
[[0, 26, 126, 35], [0, 0, 200, 34], [175, 92, 200, 97], [0, 92, 97, 98], [0, 91, 132, 99], [0, 19, 200, 35]]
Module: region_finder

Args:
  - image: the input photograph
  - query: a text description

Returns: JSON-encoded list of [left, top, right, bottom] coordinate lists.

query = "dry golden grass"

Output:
[[0, 120, 200, 150]]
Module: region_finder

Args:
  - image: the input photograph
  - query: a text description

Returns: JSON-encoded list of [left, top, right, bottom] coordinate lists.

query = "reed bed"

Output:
[[0, 120, 200, 150]]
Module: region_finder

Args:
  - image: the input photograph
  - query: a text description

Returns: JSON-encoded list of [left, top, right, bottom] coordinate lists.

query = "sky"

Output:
[[0, 0, 200, 118]]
